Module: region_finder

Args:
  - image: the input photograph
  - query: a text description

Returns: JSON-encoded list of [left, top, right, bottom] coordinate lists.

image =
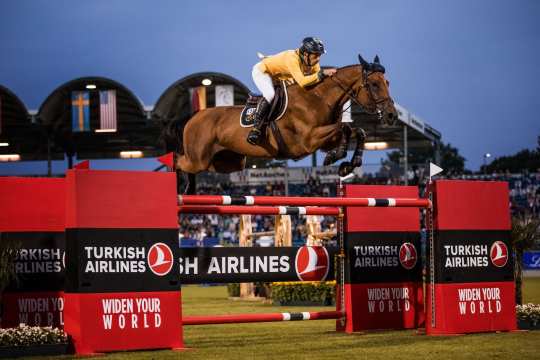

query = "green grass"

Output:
[[522, 276, 540, 303], [31, 277, 540, 360]]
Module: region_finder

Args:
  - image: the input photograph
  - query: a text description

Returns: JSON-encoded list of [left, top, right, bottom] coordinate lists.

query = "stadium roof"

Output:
[[0, 71, 440, 164]]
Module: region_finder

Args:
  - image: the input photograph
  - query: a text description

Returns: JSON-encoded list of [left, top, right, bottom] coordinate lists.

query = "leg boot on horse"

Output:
[[247, 98, 271, 146]]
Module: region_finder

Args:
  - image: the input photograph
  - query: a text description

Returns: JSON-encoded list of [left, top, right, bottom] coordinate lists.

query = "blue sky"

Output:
[[1, 0, 539, 175]]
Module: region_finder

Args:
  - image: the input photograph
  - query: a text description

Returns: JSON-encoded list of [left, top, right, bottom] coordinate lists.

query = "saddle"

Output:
[[239, 81, 288, 128]]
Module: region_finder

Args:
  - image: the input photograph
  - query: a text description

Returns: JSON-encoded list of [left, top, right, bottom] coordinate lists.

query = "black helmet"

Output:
[[300, 37, 326, 55]]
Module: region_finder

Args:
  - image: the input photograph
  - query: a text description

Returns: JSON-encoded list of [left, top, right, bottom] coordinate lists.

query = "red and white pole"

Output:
[[178, 195, 430, 208], [183, 310, 343, 325]]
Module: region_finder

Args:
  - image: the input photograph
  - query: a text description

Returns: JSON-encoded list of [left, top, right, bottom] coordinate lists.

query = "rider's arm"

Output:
[[286, 55, 321, 88]]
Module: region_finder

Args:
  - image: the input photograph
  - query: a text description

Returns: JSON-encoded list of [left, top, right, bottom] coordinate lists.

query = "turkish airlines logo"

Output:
[[295, 246, 330, 281], [147, 243, 174, 276], [490, 241, 508, 268], [399, 242, 417, 270]]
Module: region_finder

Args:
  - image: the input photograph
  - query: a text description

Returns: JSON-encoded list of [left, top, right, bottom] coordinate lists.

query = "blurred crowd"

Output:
[[178, 170, 540, 247]]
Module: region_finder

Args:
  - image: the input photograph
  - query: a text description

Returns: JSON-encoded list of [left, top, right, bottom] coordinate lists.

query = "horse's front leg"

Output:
[[337, 128, 366, 177], [323, 125, 352, 166], [351, 128, 366, 168]]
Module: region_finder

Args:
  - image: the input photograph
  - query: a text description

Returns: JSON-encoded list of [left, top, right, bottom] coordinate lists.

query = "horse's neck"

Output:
[[312, 65, 363, 122]]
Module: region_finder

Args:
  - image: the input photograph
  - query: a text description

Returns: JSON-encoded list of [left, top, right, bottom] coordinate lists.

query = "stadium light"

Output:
[[364, 142, 388, 150], [86, 84, 97, 90], [95, 129, 117, 133], [0, 154, 21, 162], [201, 78, 212, 86], [0, 142, 9, 147], [120, 151, 143, 159]]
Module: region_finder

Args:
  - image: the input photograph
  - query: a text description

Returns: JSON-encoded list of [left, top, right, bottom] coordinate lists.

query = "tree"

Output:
[[483, 148, 540, 173], [382, 141, 466, 175], [511, 214, 540, 305]]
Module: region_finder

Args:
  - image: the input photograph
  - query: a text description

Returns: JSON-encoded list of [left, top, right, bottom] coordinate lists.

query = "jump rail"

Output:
[[178, 195, 431, 208], [183, 310, 344, 325], [178, 205, 342, 216]]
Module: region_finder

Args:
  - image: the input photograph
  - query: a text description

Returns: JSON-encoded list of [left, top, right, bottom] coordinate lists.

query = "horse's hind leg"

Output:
[[185, 173, 197, 195], [323, 126, 352, 166]]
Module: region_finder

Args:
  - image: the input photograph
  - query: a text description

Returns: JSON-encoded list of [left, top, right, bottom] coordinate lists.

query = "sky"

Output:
[[1, 0, 539, 175]]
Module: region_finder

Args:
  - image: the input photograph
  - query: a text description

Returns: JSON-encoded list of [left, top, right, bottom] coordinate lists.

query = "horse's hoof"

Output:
[[338, 162, 353, 177], [323, 152, 336, 166]]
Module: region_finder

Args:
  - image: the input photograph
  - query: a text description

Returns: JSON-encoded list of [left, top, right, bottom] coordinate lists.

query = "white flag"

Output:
[[429, 162, 444, 179], [341, 100, 352, 123], [215, 85, 234, 107]]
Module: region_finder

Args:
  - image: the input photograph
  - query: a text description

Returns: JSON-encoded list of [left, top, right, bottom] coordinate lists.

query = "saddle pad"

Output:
[[240, 81, 288, 127]]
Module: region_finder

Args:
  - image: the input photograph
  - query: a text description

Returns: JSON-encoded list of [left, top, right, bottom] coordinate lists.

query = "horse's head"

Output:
[[355, 54, 398, 126]]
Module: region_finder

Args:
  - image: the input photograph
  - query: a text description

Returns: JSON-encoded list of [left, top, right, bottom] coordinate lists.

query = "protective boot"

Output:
[[246, 98, 271, 145]]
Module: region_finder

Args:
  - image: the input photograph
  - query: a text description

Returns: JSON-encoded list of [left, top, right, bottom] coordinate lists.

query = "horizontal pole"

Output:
[[183, 310, 343, 325], [178, 205, 342, 216], [178, 195, 431, 208]]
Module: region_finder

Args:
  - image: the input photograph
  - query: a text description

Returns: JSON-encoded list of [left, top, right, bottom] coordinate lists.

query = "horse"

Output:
[[164, 54, 397, 194]]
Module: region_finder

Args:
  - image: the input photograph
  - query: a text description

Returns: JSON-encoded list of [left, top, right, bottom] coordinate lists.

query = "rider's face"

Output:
[[308, 53, 321, 65], [304, 53, 321, 66]]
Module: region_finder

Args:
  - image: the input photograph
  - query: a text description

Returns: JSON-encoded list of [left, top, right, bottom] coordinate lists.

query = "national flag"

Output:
[[71, 91, 90, 132], [215, 85, 234, 106], [190, 86, 206, 113], [99, 90, 117, 131], [341, 100, 352, 123]]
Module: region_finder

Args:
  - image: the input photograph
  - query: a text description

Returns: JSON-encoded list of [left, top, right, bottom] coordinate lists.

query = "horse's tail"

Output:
[[159, 111, 192, 156]]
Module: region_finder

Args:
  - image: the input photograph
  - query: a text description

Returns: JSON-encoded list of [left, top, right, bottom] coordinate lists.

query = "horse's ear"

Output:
[[358, 54, 370, 69], [374, 55, 380, 64]]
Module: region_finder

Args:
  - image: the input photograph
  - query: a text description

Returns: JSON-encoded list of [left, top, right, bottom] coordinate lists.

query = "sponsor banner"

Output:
[[178, 246, 336, 284], [430, 230, 514, 283], [344, 282, 421, 331], [64, 291, 182, 353], [2, 232, 65, 291], [65, 229, 179, 293], [229, 166, 340, 185], [523, 251, 540, 270], [345, 232, 422, 284], [427, 281, 516, 334], [1, 291, 65, 328]]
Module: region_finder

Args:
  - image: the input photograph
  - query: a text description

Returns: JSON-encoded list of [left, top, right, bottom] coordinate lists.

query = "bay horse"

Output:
[[164, 55, 397, 194]]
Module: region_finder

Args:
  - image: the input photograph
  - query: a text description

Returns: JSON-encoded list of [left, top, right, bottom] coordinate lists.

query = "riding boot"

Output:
[[247, 98, 271, 145]]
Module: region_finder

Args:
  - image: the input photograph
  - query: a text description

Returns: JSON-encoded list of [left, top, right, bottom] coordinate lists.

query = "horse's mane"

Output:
[[288, 64, 361, 92]]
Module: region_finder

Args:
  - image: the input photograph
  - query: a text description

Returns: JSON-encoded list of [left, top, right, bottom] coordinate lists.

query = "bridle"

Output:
[[329, 68, 392, 121]]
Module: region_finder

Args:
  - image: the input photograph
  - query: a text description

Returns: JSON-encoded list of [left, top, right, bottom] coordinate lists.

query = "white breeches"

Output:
[[252, 63, 275, 103]]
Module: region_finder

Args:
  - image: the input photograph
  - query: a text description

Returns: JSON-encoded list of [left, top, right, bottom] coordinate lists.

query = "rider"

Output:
[[246, 37, 338, 145]]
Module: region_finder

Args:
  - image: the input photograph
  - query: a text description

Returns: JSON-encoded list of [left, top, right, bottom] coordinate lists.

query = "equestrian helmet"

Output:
[[300, 37, 326, 55]]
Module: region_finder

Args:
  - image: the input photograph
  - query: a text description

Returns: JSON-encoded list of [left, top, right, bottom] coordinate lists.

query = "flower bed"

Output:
[[516, 303, 540, 330], [0, 324, 69, 358], [271, 281, 336, 306]]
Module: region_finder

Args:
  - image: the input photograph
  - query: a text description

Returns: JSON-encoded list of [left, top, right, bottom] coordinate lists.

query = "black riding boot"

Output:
[[247, 98, 271, 145]]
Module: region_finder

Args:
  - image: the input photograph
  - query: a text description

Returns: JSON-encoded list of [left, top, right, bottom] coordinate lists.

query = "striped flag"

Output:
[[190, 86, 206, 114], [99, 90, 117, 131], [71, 91, 90, 132]]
